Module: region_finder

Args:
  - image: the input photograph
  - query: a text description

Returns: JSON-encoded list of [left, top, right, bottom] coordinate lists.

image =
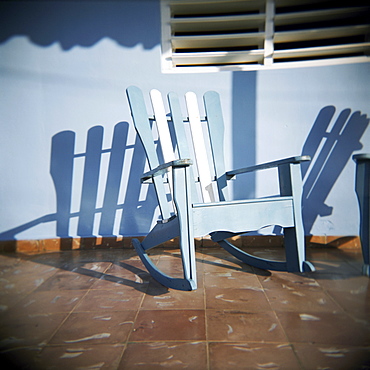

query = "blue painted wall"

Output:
[[0, 0, 369, 241]]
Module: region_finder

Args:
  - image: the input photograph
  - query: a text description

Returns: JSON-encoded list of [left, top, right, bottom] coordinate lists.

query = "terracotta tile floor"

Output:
[[0, 246, 369, 369]]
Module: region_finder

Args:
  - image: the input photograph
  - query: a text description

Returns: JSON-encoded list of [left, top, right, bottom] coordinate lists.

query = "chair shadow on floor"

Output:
[[30, 250, 169, 295]]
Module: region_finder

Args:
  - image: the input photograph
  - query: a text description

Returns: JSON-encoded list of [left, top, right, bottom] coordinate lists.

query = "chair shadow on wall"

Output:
[[301, 106, 369, 239], [1, 107, 368, 252], [0, 122, 157, 251]]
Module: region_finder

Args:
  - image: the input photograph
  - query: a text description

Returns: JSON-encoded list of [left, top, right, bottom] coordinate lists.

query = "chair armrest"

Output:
[[141, 159, 193, 183], [353, 153, 370, 162], [226, 155, 311, 179]]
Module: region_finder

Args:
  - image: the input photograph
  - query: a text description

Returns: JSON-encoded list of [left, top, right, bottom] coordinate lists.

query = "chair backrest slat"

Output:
[[168, 92, 199, 203], [150, 89, 176, 197], [126, 86, 171, 219], [150, 89, 176, 164], [204, 91, 229, 201], [167, 92, 191, 162], [185, 91, 217, 203]]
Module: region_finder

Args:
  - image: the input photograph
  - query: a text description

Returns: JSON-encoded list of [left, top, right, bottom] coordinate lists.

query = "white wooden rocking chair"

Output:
[[126, 86, 315, 290]]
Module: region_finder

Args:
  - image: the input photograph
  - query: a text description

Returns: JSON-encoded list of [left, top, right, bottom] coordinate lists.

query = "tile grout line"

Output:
[[16, 258, 81, 351], [316, 278, 363, 323], [35, 282, 92, 351], [200, 249, 211, 370], [257, 270, 306, 370], [115, 254, 150, 368], [4, 254, 63, 314], [1, 247, 368, 368], [36, 257, 116, 352]]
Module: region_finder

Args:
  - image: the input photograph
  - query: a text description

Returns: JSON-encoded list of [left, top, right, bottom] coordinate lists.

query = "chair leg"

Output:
[[279, 163, 315, 273], [353, 155, 370, 277], [132, 207, 197, 291], [283, 227, 315, 272]]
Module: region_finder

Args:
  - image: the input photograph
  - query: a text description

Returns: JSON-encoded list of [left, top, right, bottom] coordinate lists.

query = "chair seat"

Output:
[[193, 196, 294, 238], [192, 195, 292, 208]]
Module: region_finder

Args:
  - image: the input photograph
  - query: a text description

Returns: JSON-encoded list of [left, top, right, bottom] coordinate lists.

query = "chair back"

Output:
[[126, 87, 230, 218]]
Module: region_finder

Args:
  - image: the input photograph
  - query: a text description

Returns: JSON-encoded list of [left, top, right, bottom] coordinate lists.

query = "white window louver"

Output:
[[160, 0, 370, 72]]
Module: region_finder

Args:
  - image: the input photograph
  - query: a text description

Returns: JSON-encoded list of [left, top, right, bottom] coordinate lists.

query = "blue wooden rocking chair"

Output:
[[126, 86, 315, 290]]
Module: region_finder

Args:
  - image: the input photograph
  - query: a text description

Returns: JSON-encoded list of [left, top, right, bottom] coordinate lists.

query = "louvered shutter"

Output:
[[160, 0, 370, 71]]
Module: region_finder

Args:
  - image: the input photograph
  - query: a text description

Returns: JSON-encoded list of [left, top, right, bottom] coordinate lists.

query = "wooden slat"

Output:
[[203, 91, 229, 201], [126, 86, 171, 219], [273, 42, 370, 60], [172, 32, 265, 49], [169, 0, 264, 17], [167, 92, 192, 161], [150, 89, 175, 163], [275, 0, 334, 7], [275, 25, 370, 44], [150, 89, 176, 198], [168, 92, 199, 203], [185, 92, 216, 203], [171, 13, 265, 33], [172, 49, 264, 65], [275, 7, 370, 27]]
